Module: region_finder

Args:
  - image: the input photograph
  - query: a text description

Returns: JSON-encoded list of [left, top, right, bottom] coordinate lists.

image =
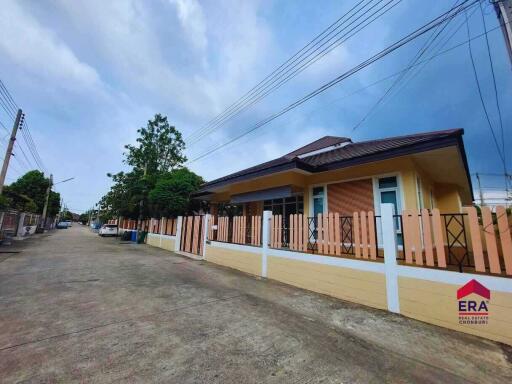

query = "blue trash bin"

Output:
[[131, 230, 137, 242]]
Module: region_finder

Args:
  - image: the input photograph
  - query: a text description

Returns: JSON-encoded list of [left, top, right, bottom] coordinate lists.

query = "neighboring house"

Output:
[[196, 129, 473, 220]]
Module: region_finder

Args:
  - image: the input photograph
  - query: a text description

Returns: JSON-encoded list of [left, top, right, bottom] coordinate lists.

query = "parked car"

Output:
[[56, 222, 69, 229], [99, 224, 118, 237]]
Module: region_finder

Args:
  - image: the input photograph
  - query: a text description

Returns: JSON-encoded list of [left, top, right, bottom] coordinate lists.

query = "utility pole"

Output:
[[40, 174, 53, 230], [494, 0, 512, 66], [476, 173, 485, 206], [0, 109, 23, 194]]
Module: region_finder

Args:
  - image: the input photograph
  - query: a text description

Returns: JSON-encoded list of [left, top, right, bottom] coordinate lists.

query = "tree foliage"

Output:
[[98, 114, 203, 220], [1, 170, 61, 215], [124, 114, 186, 174], [149, 168, 204, 216]]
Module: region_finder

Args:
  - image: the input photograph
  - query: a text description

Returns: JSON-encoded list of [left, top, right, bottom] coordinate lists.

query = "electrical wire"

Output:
[[464, 8, 506, 171], [186, 0, 480, 164], [350, 0, 463, 131], [185, 0, 371, 142], [479, 1, 506, 168], [186, 0, 402, 147]]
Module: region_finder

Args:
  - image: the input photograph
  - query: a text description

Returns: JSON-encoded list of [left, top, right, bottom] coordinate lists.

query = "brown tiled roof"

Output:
[[284, 136, 351, 158], [301, 129, 462, 167], [199, 129, 466, 191]]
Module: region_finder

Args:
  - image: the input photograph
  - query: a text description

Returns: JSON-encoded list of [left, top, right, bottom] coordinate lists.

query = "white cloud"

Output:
[[0, 0, 102, 93], [169, 0, 207, 51]]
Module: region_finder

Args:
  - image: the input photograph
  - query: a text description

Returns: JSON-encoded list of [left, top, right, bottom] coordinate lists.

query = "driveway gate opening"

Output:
[[180, 215, 204, 256]]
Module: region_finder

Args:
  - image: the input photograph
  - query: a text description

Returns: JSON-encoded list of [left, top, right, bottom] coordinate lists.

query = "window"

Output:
[[263, 195, 303, 216], [377, 176, 402, 245], [312, 186, 325, 217]]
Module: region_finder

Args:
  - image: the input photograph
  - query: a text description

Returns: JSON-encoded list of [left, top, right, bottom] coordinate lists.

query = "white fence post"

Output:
[[160, 217, 165, 247], [16, 213, 26, 238], [261, 210, 272, 278], [174, 216, 183, 252], [202, 214, 210, 260], [381, 203, 400, 313]]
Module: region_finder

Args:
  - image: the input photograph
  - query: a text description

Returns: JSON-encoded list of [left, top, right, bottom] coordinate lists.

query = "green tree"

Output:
[[148, 168, 204, 216], [124, 114, 187, 174], [99, 114, 196, 220], [1, 170, 61, 214]]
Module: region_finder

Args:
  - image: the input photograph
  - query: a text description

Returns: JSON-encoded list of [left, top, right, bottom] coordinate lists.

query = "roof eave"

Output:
[[197, 159, 314, 193]]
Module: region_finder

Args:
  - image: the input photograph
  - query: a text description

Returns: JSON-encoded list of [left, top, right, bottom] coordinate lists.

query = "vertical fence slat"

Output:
[[257, 215, 261, 246], [353, 212, 360, 258], [411, 209, 423, 266], [323, 213, 329, 255], [317, 213, 324, 254], [298, 214, 303, 252], [421, 208, 434, 266], [496, 206, 512, 275], [191, 216, 199, 253], [303, 215, 308, 252], [334, 212, 341, 256], [464, 206, 484, 272], [271, 216, 276, 248], [293, 214, 297, 250], [278, 215, 282, 248], [431, 209, 446, 268], [482, 207, 501, 274], [327, 213, 333, 255], [368, 211, 377, 260], [402, 210, 414, 264], [360, 211, 368, 259]]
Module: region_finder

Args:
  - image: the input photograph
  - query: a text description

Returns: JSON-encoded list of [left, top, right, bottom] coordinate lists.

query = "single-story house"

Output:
[[196, 129, 473, 222]]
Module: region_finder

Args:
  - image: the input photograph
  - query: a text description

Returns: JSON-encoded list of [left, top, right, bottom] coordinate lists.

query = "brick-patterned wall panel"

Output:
[[327, 179, 374, 215]]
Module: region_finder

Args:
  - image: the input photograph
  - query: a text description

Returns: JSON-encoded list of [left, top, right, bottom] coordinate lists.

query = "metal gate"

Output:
[[180, 215, 204, 256]]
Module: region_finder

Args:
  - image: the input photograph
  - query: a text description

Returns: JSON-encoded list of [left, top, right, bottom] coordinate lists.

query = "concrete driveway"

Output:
[[0, 226, 510, 383]]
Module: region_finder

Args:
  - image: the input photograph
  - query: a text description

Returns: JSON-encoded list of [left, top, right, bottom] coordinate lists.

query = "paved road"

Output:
[[0, 226, 511, 383]]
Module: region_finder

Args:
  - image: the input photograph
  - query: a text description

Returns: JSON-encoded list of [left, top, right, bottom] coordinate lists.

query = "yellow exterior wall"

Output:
[[146, 234, 176, 251], [267, 256, 387, 310], [205, 244, 262, 276], [398, 277, 512, 345], [161, 237, 175, 251], [147, 234, 160, 247], [434, 183, 462, 212], [209, 155, 455, 213]]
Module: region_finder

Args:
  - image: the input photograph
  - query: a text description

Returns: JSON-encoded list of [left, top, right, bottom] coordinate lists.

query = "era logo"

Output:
[[457, 279, 490, 325]]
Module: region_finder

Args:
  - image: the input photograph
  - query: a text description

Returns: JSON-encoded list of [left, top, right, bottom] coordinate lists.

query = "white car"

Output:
[[99, 224, 118, 237]]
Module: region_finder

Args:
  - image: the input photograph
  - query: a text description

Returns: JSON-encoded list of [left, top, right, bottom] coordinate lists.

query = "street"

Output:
[[0, 226, 511, 383]]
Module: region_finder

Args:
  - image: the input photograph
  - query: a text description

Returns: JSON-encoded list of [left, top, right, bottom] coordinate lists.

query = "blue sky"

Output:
[[0, 0, 511, 212]]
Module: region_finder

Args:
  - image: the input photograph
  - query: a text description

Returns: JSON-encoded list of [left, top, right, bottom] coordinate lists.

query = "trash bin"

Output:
[[130, 230, 137, 242], [137, 231, 147, 244], [121, 231, 131, 241]]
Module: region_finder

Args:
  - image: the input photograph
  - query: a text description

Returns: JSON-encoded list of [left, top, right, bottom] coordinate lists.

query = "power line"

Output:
[[187, 0, 480, 164], [464, 9, 507, 172], [350, 0, 463, 131], [186, 0, 403, 147], [479, 1, 506, 167], [0, 79, 48, 173], [185, 0, 370, 142]]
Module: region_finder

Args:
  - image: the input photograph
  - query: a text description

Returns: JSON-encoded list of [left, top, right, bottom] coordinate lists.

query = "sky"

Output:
[[0, 0, 511, 213]]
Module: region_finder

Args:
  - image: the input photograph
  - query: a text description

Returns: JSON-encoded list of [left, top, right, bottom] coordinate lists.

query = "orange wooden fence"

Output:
[[401, 207, 512, 276], [270, 212, 377, 259], [208, 215, 261, 246]]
